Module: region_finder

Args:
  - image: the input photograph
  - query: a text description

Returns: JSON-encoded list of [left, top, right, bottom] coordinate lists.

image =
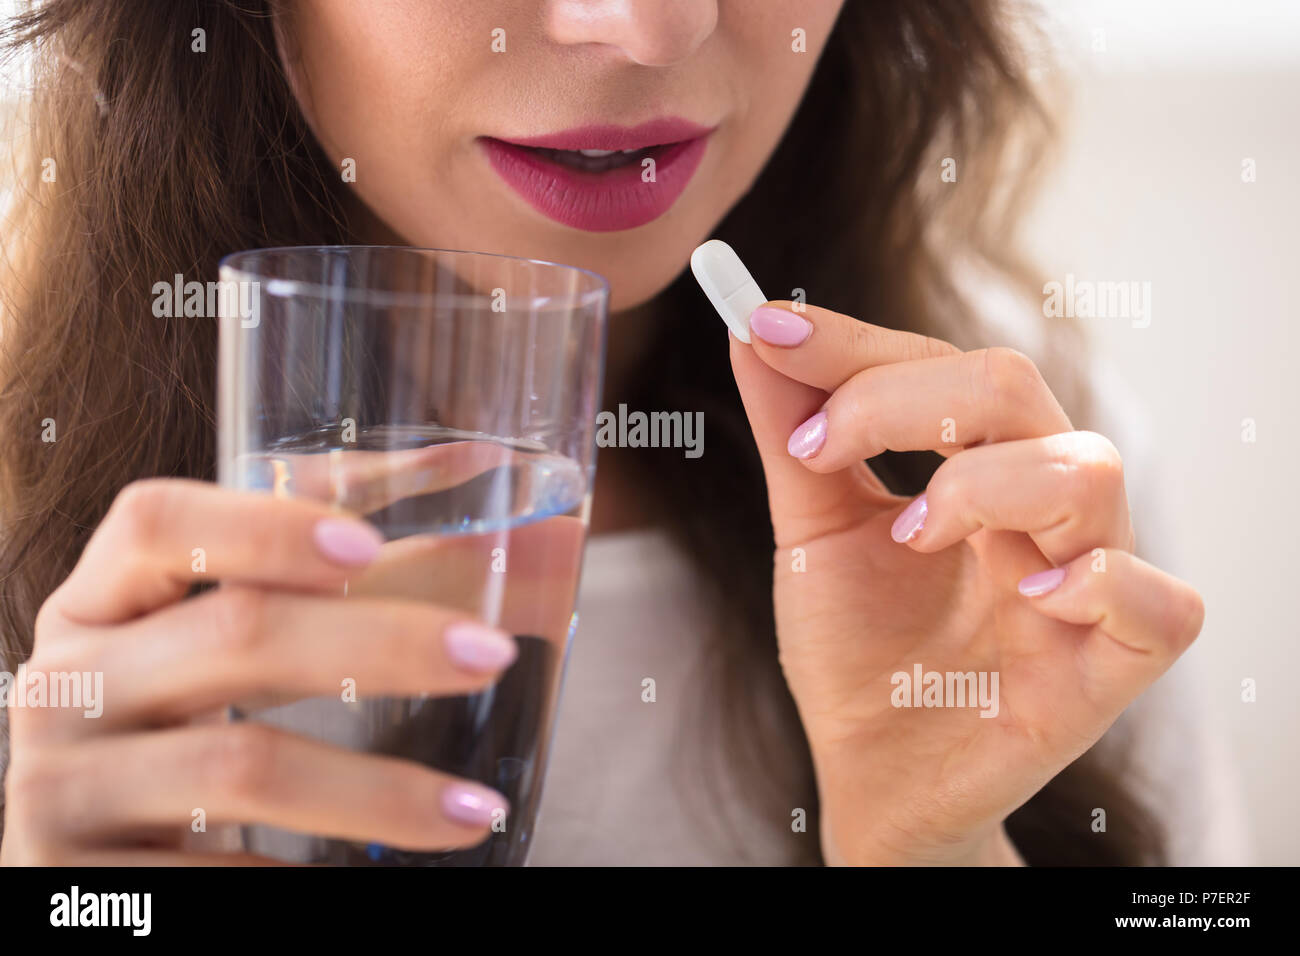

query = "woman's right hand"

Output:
[[0, 478, 517, 865]]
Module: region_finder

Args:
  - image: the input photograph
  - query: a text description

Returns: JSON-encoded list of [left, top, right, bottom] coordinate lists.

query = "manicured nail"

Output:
[[441, 782, 509, 827], [891, 493, 928, 543], [444, 622, 518, 673], [313, 518, 383, 566], [1018, 567, 1066, 597], [788, 410, 828, 459], [749, 306, 812, 346]]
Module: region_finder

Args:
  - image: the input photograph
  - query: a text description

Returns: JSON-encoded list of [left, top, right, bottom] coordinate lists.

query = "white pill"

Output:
[[690, 239, 767, 344]]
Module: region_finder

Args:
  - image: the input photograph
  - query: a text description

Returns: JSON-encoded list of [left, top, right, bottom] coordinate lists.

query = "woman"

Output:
[[0, 0, 1205, 866]]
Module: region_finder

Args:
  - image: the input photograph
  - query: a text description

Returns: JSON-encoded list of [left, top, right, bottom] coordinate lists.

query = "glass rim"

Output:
[[217, 243, 611, 311]]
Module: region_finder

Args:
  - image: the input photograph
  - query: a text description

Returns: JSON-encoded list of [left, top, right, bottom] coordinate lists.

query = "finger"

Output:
[[788, 347, 1073, 473], [350, 513, 587, 642], [255, 441, 517, 516], [42, 588, 516, 732], [1016, 549, 1204, 703], [728, 333, 887, 547], [20, 723, 509, 850], [747, 301, 960, 390], [49, 479, 384, 626], [898, 432, 1135, 564]]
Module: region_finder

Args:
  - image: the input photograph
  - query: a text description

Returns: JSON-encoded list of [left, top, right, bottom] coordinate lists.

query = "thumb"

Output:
[[692, 238, 887, 544], [729, 328, 884, 547]]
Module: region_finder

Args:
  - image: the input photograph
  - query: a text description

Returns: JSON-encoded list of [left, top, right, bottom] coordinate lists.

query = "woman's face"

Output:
[[281, 0, 844, 309]]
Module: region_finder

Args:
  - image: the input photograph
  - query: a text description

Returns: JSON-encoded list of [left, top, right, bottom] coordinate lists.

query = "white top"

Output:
[[530, 528, 790, 865]]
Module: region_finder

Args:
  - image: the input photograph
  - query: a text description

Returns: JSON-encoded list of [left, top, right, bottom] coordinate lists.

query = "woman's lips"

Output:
[[479, 118, 714, 232]]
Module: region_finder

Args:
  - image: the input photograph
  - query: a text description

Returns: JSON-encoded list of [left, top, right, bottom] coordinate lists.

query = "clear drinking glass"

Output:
[[215, 245, 609, 866]]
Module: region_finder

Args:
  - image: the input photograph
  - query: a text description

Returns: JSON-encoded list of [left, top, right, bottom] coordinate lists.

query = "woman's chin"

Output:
[[369, 212, 696, 312]]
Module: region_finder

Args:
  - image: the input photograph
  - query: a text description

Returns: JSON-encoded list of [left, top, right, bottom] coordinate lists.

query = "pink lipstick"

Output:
[[479, 118, 713, 232]]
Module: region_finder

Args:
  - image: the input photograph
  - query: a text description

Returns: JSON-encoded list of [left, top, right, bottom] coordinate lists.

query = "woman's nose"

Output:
[[544, 0, 718, 67]]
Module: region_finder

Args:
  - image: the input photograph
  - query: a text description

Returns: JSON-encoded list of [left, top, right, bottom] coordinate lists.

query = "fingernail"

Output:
[[749, 306, 812, 346], [1018, 567, 1067, 597], [890, 493, 928, 543], [444, 622, 518, 673], [441, 782, 509, 827], [313, 517, 383, 566], [787, 410, 828, 459]]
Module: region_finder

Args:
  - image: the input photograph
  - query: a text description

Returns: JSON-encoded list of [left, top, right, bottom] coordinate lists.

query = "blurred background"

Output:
[[1028, 0, 1299, 864]]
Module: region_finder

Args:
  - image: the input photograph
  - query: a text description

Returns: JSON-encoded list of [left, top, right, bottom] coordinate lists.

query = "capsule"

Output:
[[689, 239, 767, 344]]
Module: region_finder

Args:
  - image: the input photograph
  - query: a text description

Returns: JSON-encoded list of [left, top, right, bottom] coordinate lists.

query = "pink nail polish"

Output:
[[890, 494, 928, 543], [749, 306, 812, 346], [441, 782, 509, 827], [1018, 567, 1066, 597], [788, 410, 828, 459], [313, 518, 383, 566], [445, 622, 518, 673]]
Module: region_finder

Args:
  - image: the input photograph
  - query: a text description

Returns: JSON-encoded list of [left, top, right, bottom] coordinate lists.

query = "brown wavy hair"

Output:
[[0, 0, 1162, 863]]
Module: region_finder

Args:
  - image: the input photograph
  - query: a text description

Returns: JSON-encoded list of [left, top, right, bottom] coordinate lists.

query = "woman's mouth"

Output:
[[478, 118, 714, 232]]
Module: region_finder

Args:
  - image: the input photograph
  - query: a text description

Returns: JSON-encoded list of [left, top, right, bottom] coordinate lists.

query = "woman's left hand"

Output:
[[731, 302, 1204, 866]]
